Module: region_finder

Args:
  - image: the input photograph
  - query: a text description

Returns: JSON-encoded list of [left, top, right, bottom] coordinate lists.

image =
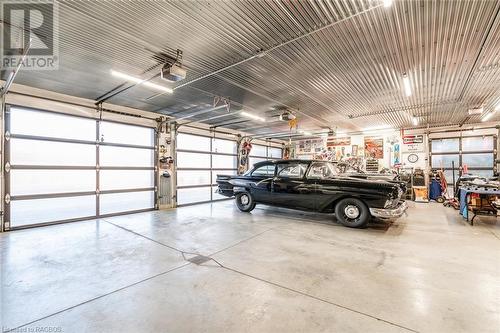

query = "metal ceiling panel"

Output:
[[1, 0, 499, 133]]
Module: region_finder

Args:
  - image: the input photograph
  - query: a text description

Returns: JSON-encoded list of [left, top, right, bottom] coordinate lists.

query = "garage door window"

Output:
[[430, 135, 497, 183], [176, 132, 237, 206], [248, 144, 283, 168], [4, 106, 156, 230]]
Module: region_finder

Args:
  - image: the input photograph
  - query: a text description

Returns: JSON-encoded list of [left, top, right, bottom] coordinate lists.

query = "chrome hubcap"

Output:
[[240, 194, 249, 205], [344, 205, 360, 219]]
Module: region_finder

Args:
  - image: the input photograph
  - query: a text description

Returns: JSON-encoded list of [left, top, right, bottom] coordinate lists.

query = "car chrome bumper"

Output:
[[370, 201, 407, 219]]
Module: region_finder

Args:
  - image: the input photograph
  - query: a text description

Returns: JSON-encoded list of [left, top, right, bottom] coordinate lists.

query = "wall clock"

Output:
[[408, 153, 419, 163]]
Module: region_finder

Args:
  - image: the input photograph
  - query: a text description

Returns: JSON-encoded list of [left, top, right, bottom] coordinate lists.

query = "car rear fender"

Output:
[[232, 186, 248, 195]]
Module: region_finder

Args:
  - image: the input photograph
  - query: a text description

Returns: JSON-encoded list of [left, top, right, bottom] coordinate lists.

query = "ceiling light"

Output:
[[111, 70, 143, 84], [142, 81, 173, 94], [110, 70, 173, 94], [481, 111, 495, 122], [495, 103, 500, 111], [240, 111, 265, 122], [403, 73, 412, 97], [383, 0, 393, 7], [412, 116, 419, 126], [468, 107, 483, 115]]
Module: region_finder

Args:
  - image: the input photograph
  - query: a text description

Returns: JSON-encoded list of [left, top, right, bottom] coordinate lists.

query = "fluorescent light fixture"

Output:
[[142, 81, 173, 94], [111, 70, 143, 84], [110, 70, 173, 94], [240, 111, 265, 122], [383, 0, 393, 7], [412, 116, 419, 126], [298, 130, 313, 136], [481, 111, 495, 122], [403, 74, 412, 97]]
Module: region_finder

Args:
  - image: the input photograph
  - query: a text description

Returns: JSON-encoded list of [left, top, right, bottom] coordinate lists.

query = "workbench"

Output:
[[459, 187, 499, 225]]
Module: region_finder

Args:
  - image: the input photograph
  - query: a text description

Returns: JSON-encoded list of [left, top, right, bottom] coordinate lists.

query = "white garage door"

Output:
[[430, 135, 497, 183], [4, 106, 156, 230], [176, 132, 237, 206], [248, 144, 283, 168]]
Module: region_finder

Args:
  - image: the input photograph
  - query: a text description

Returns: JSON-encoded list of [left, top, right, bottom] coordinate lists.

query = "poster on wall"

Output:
[[403, 135, 423, 144], [393, 143, 401, 165], [402, 135, 424, 152], [326, 136, 351, 147], [364, 136, 384, 159], [352, 145, 358, 156], [297, 138, 325, 154]]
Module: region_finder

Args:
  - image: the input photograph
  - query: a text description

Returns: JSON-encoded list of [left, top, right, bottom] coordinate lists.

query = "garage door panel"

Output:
[[462, 137, 494, 152], [250, 144, 267, 157], [430, 136, 495, 178], [100, 170, 154, 191], [6, 107, 157, 229], [100, 191, 154, 215], [177, 187, 211, 205], [10, 169, 96, 196], [431, 139, 459, 153], [10, 195, 97, 227], [467, 169, 494, 178], [212, 138, 236, 154], [10, 107, 96, 141], [100, 122, 154, 147], [462, 153, 493, 168], [269, 147, 283, 158], [100, 146, 154, 167], [10, 139, 96, 166], [431, 154, 459, 168], [177, 170, 211, 187], [177, 152, 210, 168], [177, 133, 211, 151], [212, 154, 237, 168]]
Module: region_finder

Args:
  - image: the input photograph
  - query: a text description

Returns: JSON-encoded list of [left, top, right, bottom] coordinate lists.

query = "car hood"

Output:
[[325, 175, 405, 191]]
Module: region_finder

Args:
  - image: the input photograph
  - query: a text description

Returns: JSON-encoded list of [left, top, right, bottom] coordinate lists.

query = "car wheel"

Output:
[[334, 198, 370, 228], [235, 192, 256, 212]]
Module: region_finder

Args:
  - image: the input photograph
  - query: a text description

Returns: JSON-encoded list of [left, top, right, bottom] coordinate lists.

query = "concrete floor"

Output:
[[1, 201, 499, 332]]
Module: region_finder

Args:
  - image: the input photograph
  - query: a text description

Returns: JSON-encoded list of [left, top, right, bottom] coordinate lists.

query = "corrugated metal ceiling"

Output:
[[2, 0, 499, 135]]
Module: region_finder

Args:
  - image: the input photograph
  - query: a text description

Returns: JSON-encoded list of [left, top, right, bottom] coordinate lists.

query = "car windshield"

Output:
[[306, 161, 338, 179]]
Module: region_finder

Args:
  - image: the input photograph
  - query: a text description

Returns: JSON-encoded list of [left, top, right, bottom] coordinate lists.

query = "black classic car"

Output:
[[216, 159, 407, 228]]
